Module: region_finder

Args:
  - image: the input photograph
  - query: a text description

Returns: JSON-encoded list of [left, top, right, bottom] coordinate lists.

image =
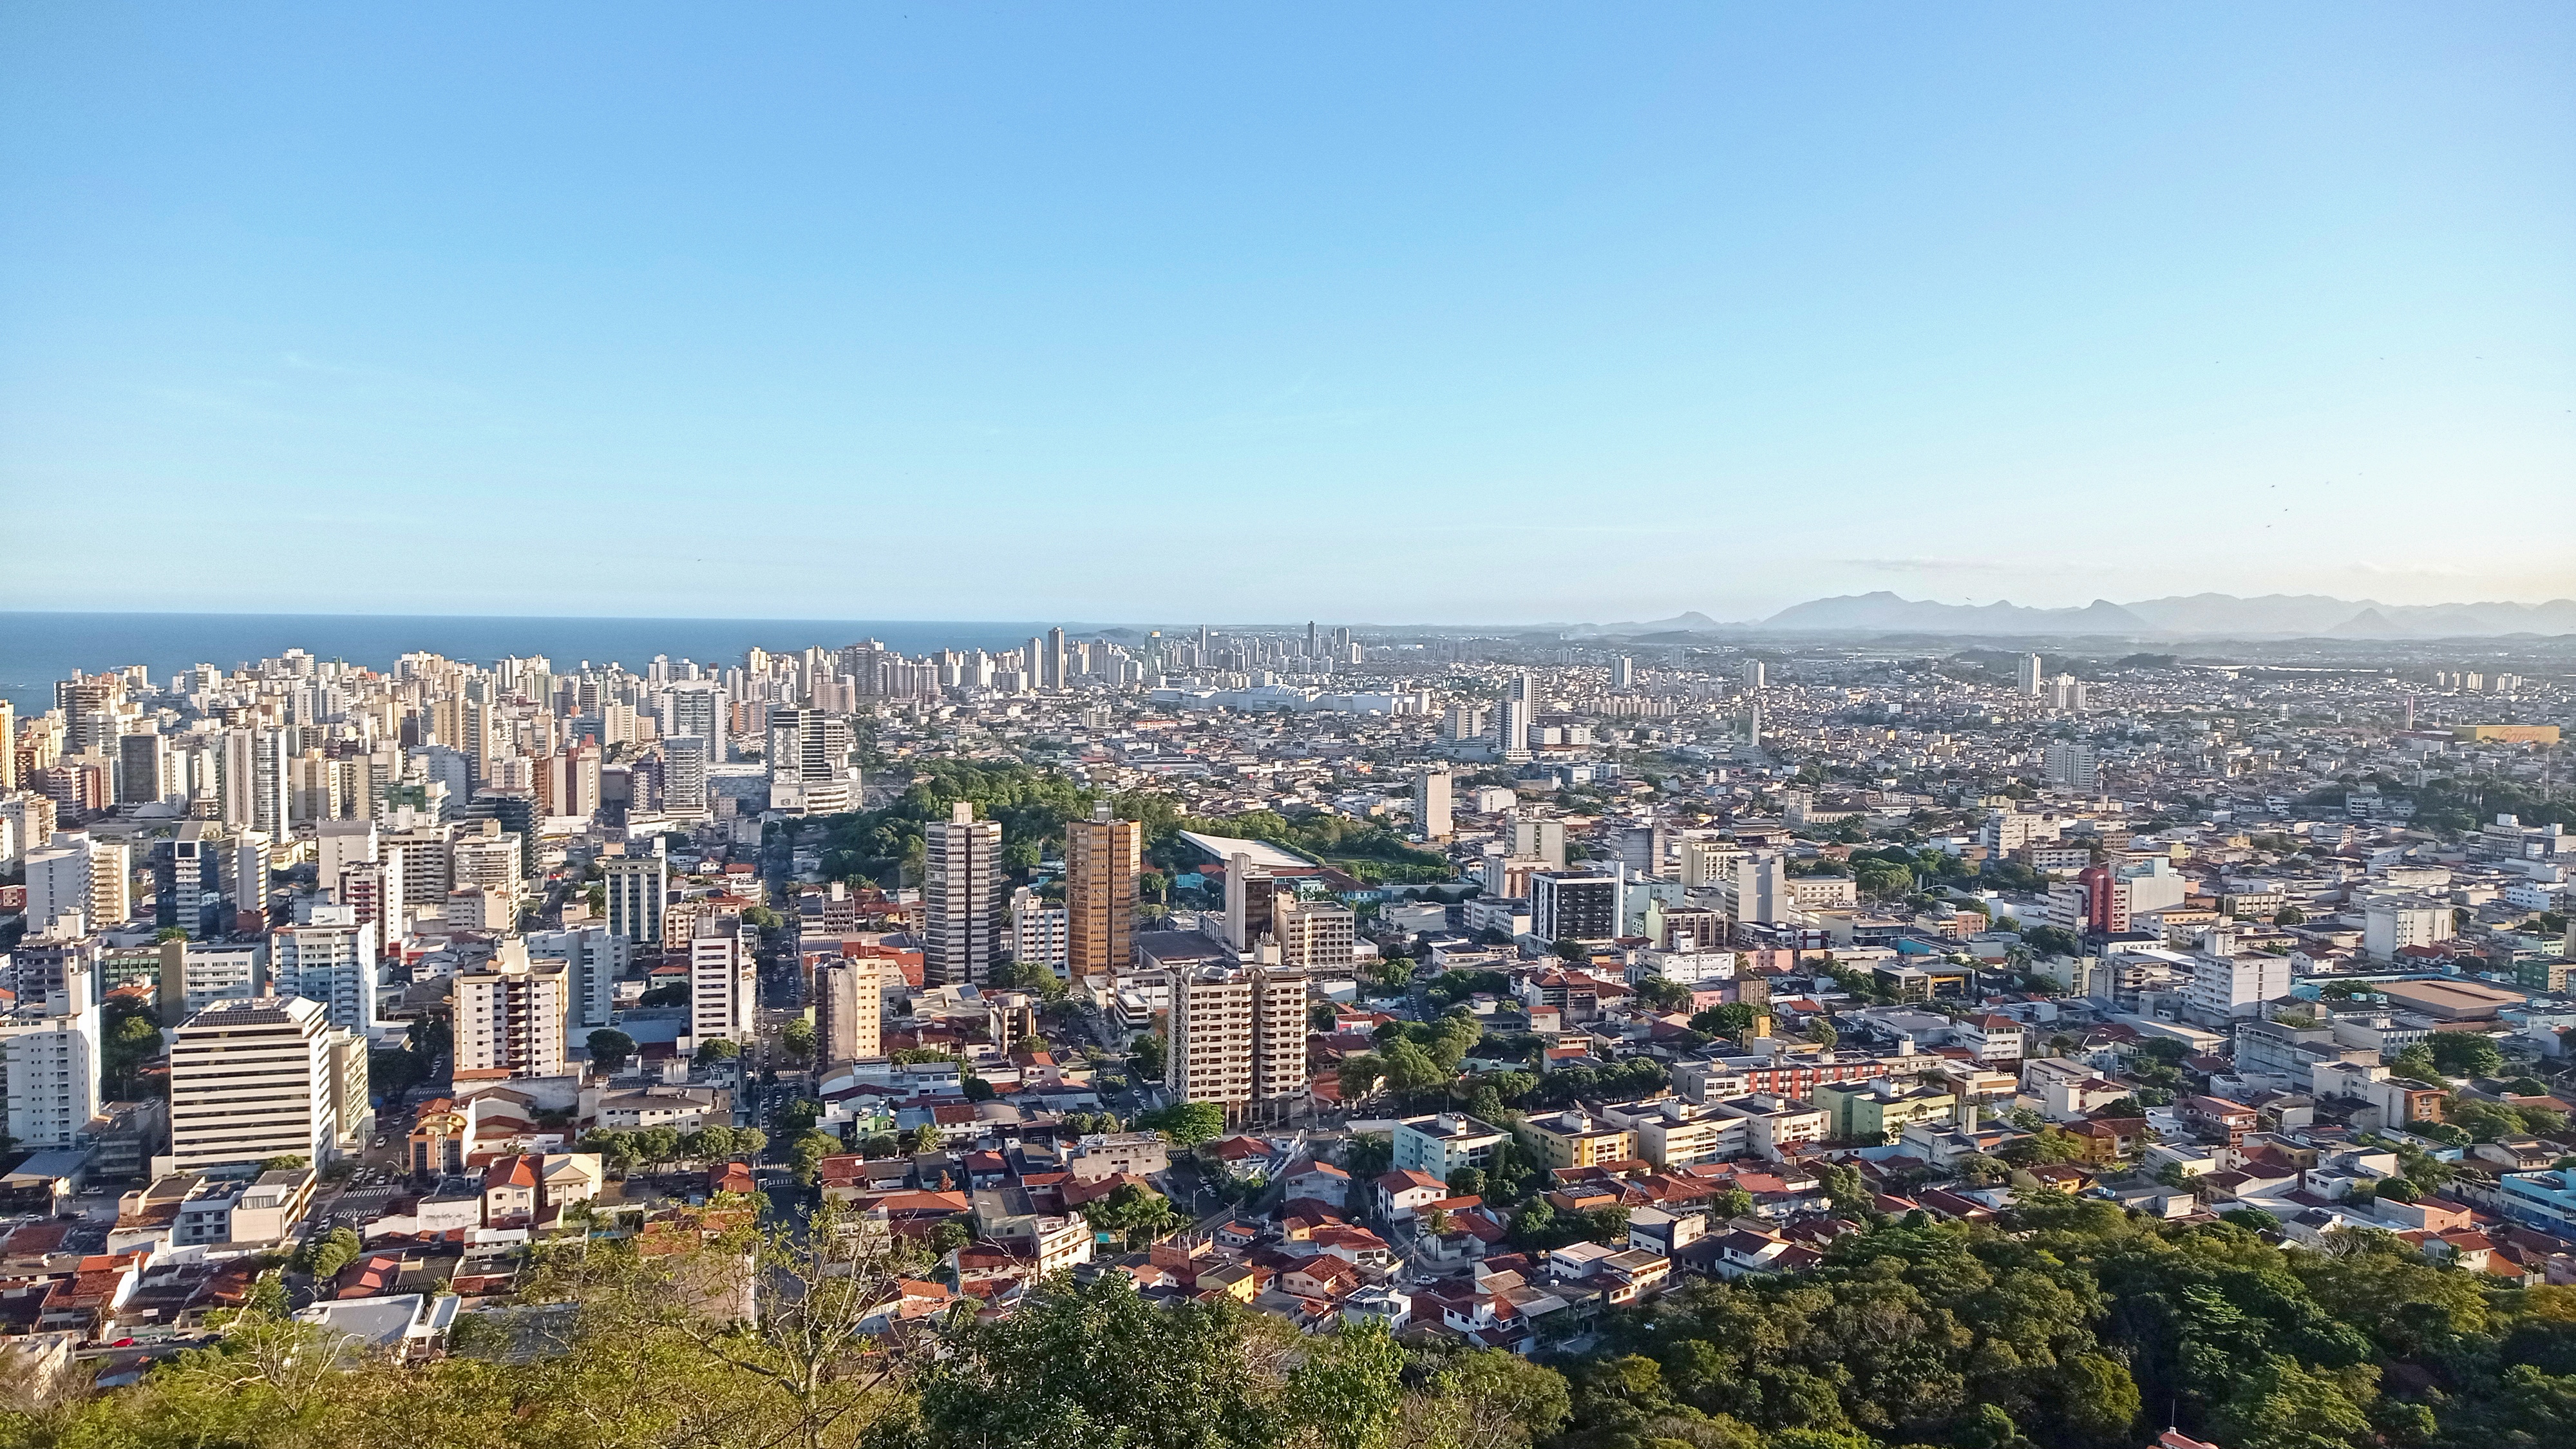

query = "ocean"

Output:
[[0, 612, 1066, 711]]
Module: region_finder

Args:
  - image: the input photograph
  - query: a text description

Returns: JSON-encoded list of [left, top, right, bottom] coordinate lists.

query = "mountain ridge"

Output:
[[1553, 592, 2576, 639]]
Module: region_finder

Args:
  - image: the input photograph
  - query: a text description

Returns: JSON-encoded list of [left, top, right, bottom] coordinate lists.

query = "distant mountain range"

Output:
[[1567, 592, 2576, 639]]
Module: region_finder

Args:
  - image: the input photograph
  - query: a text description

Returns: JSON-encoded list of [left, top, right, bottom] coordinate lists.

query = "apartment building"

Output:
[[813, 957, 888, 1066], [270, 905, 379, 1033], [1390, 1112, 1510, 1180], [0, 963, 100, 1150], [922, 802, 1003, 987], [601, 853, 668, 947], [1064, 803, 1139, 978], [1165, 963, 1310, 1121], [689, 918, 757, 1050], [454, 941, 568, 1079], [166, 996, 357, 1174]]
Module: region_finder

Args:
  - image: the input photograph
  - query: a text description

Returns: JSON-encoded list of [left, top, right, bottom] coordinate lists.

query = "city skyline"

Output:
[[5, 4, 2571, 619]]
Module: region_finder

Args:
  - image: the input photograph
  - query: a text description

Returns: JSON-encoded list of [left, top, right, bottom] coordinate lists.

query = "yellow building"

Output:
[[1517, 1110, 1637, 1169], [2453, 724, 2560, 745]]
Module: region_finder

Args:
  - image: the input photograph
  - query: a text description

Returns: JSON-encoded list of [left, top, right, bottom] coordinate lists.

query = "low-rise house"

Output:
[[1374, 1170, 1446, 1221]]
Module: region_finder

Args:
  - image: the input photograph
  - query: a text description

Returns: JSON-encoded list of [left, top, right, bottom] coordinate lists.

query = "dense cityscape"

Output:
[[0, 618, 2570, 1448]]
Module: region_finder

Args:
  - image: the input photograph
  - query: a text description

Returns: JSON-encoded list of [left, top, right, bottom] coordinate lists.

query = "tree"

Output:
[[781, 1016, 816, 1062], [1806, 1018, 1838, 1048], [909, 1271, 1280, 1449], [1426, 1349, 1573, 1449], [1081, 1180, 1186, 1248], [300, 1225, 363, 1280], [1633, 976, 1693, 1013], [790, 1129, 843, 1184], [1691, 1001, 1757, 1038], [1130, 1031, 1168, 1081], [587, 1027, 637, 1073], [1137, 1101, 1225, 1147], [694, 1037, 741, 1066], [1289, 1318, 1406, 1449], [2040, 1350, 2143, 1433], [1447, 1167, 1487, 1200], [2207, 1356, 2373, 1449], [1553, 937, 1591, 963], [634, 1125, 682, 1171], [2425, 1032, 2505, 1079], [2390, 1043, 2442, 1081], [1338, 1052, 1388, 1102]]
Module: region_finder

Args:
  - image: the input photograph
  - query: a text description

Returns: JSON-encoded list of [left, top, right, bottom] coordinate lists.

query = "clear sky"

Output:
[[3, 3, 2570, 624]]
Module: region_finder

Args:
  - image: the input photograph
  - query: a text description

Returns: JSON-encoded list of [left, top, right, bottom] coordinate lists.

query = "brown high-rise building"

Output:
[[1064, 803, 1139, 977]]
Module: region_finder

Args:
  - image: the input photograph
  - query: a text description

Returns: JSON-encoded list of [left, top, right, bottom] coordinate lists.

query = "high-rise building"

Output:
[[314, 819, 379, 888], [1617, 819, 1667, 878], [527, 925, 627, 1032], [1613, 656, 1633, 690], [1531, 871, 1622, 946], [0, 793, 54, 872], [1274, 896, 1357, 974], [25, 831, 128, 935], [922, 802, 1003, 987], [1741, 660, 1765, 690], [0, 960, 100, 1150], [688, 918, 757, 1049], [1064, 803, 1139, 978], [662, 683, 728, 762], [451, 826, 524, 900], [1510, 817, 1567, 870], [1415, 767, 1453, 841], [383, 823, 453, 908], [1044, 627, 1068, 690], [1011, 886, 1069, 974], [117, 732, 171, 806], [270, 904, 379, 1033], [1499, 673, 1535, 759], [1734, 855, 1788, 925], [2043, 741, 2100, 794], [1222, 851, 1283, 954], [1166, 963, 1311, 1122], [453, 940, 567, 1079], [218, 727, 289, 836], [157, 938, 267, 1020], [767, 708, 858, 814], [0, 699, 15, 791], [602, 853, 668, 947], [663, 735, 711, 817], [158, 820, 222, 938], [2048, 674, 2087, 712], [2016, 654, 2045, 697], [812, 957, 887, 1066], [167, 996, 360, 1173]]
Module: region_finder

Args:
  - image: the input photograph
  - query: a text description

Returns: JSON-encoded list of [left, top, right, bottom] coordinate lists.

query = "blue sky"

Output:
[[3, 3, 2570, 623]]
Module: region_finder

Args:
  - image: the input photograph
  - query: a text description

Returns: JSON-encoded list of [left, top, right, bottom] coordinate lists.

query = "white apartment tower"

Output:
[[2017, 654, 2045, 696], [0, 962, 100, 1150], [922, 802, 1003, 987], [689, 919, 758, 1049], [166, 996, 354, 1173], [26, 832, 129, 936], [601, 852, 668, 947], [664, 735, 712, 817], [270, 904, 379, 1033]]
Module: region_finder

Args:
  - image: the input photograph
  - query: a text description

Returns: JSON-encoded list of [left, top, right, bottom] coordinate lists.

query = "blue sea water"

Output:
[[0, 612, 1070, 710]]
